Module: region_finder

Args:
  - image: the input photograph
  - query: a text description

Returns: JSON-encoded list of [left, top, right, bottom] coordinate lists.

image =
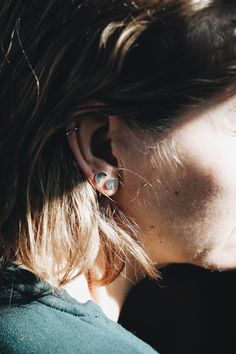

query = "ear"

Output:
[[66, 114, 120, 197]]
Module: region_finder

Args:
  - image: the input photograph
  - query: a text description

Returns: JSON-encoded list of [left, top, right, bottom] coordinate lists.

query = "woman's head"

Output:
[[1, 0, 236, 285]]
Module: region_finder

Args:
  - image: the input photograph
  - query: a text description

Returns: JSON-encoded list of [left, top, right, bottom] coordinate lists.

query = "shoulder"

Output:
[[0, 298, 158, 354]]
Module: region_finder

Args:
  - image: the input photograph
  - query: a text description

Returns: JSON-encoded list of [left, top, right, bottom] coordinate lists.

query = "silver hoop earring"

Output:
[[65, 123, 80, 136]]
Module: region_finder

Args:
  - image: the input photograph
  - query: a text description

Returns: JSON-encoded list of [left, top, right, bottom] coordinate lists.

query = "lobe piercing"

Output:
[[95, 172, 119, 192], [105, 178, 119, 191], [95, 172, 107, 185]]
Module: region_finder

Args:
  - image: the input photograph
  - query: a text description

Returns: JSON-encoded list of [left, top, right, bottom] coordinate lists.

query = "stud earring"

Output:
[[94, 172, 119, 193], [95, 172, 107, 185], [105, 178, 119, 191]]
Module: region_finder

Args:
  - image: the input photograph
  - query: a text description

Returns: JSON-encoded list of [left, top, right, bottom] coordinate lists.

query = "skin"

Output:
[[113, 94, 236, 270], [66, 92, 236, 320]]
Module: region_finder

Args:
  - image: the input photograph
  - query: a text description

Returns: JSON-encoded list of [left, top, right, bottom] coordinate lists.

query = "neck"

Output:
[[64, 263, 143, 322], [90, 263, 140, 321]]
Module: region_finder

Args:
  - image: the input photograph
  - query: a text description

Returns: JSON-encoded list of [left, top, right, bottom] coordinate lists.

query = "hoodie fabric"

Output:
[[0, 265, 158, 354]]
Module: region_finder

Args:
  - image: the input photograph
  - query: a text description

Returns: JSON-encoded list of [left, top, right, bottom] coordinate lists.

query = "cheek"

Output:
[[150, 156, 222, 247], [116, 123, 236, 265], [160, 168, 220, 222], [179, 142, 236, 223], [168, 120, 236, 223], [154, 137, 236, 262], [147, 135, 222, 223]]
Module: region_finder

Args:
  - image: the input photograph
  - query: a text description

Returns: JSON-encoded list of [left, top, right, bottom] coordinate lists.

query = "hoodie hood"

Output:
[[0, 265, 53, 305]]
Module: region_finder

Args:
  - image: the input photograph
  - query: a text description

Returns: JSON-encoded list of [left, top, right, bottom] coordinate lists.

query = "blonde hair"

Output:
[[18, 168, 155, 286]]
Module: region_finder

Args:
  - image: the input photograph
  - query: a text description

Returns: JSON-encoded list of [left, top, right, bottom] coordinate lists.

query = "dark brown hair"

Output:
[[0, 0, 236, 285]]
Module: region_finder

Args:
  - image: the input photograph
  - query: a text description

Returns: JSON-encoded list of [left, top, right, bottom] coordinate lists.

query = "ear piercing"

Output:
[[95, 172, 119, 192], [65, 122, 80, 136], [95, 172, 107, 185], [105, 178, 119, 191]]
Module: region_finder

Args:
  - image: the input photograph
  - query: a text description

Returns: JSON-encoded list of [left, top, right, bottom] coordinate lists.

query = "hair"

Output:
[[0, 0, 236, 286]]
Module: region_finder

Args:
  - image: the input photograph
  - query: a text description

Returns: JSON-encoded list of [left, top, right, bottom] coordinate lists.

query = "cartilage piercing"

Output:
[[66, 126, 79, 136]]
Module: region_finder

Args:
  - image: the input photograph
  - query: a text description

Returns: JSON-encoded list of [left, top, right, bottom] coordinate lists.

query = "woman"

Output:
[[1, 0, 236, 352]]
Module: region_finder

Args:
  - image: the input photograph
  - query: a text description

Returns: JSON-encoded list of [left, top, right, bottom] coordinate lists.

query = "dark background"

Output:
[[119, 264, 236, 354]]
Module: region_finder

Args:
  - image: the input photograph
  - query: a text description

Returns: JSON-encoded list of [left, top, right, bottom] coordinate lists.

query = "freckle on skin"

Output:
[[175, 190, 180, 196]]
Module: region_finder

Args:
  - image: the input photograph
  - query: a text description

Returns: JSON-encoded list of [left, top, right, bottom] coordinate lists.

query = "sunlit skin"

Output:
[[112, 93, 236, 271], [66, 92, 236, 320]]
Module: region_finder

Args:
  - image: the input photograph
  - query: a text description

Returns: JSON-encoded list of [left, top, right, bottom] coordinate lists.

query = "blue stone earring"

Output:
[[95, 172, 119, 192], [105, 178, 119, 191], [95, 172, 107, 185]]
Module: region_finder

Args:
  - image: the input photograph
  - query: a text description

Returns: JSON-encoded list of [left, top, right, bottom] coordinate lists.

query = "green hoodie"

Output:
[[0, 265, 158, 354]]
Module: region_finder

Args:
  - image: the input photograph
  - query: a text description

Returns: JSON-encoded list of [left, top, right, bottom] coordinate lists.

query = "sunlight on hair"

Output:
[[189, 0, 212, 12]]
